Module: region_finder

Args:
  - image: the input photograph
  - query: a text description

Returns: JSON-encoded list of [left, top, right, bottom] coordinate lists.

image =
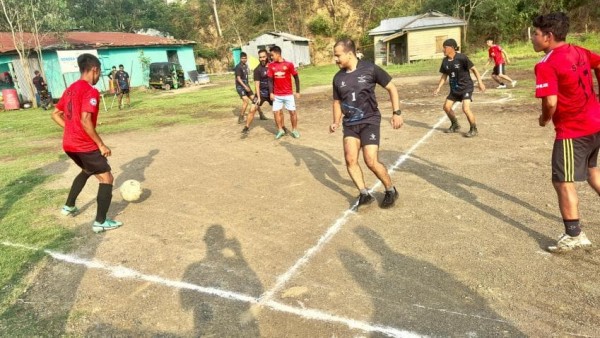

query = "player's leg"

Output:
[[61, 152, 91, 216], [118, 92, 123, 109], [461, 97, 478, 137], [285, 95, 300, 138], [126, 91, 130, 107], [272, 96, 286, 139], [343, 132, 372, 209], [243, 98, 258, 134], [443, 97, 460, 133], [497, 64, 515, 86], [494, 65, 507, 88], [360, 124, 398, 208]]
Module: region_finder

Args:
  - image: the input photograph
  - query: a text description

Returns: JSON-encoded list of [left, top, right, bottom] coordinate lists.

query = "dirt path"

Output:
[[3, 72, 599, 337]]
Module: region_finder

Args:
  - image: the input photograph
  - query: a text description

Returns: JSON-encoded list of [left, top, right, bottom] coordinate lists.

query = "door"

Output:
[[167, 50, 180, 64]]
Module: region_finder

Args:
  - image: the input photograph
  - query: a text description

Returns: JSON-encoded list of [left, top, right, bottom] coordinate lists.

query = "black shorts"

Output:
[[552, 131, 600, 182], [446, 91, 473, 102], [253, 96, 272, 106], [343, 123, 381, 146], [493, 64, 506, 76], [66, 150, 111, 175], [119, 88, 130, 94], [236, 86, 253, 98]]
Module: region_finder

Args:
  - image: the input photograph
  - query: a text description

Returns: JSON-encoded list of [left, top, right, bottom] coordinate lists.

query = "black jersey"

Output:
[[332, 61, 392, 126], [439, 53, 474, 94], [253, 63, 270, 97], [234, 62, 250, 87]]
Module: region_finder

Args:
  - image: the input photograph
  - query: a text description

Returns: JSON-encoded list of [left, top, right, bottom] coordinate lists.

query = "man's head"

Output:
[[485, 37, 494, 47], [77, 53, 101, 85], [119, 64, 124, 71], [333, 38, 357, 69], [112, 66, 116, 70], [34, 70, 40, 76], [240, 52, 247, 64], [269, 46, 282, 62], [531, 12, 569, 53], [258, 49, 268, 65], [442, 39, 459, 57]]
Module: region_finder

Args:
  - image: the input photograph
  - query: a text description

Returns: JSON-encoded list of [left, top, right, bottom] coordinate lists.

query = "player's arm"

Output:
[[293, 74, 300, 98], [471, 67, 486, 92], [330, 100, 343, 133], [539, 95, 557, 127], [502, 50, 510, 64], [384, 82, 403, 129], [594, 65, 600, 97], [268, 77, 274, 100], [51, 107, 65, 128], [434, 74, 448, 95], [80, 111, 111, 157]]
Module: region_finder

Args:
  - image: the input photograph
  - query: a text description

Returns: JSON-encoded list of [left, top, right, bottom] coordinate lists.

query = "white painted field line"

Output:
[[259, 115, 449, 304], [1, 240, 420, 337]]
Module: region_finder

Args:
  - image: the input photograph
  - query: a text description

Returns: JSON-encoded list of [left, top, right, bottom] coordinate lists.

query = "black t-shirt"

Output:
[[116, 70, 129, 89], [332, 61, 392, 126], [253, 63, 270, 97], [234, 62, 250, 87], [32, 75, 46, 91], [439, 53, 474, 94]]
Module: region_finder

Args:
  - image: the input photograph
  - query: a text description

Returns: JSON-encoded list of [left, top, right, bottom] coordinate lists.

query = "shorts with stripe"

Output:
[[551, 131, 600, 182], [492, 64, 506, 76]]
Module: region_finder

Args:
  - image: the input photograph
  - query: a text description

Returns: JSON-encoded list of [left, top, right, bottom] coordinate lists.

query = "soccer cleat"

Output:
[[291, 130, 301, 138], [511, 80, 518, 88], [496, 84, 507, 89], [259, 112, 268, 120], [548, 232, 592, 253], [380, 187, 399, 209], [242, 126, 250, 134], [465, 128, 478, 138], [445, 123, 461, 133], [92, 218, 123, 233], [237, 114, 245, 124], [357, 193, 374, 210], [60, 205, 78, 216], [275, 129, 286, 139]]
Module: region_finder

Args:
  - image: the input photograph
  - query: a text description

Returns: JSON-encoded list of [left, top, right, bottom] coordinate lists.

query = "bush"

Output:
[[308, 15, 332, 36]]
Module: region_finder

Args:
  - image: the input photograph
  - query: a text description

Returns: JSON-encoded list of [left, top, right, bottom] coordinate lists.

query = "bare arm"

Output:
[[81, 111, 111, 156], [51, 107, 65, 128], [471, 67, 486, 92], [594, 66, 600, 98], [502, 50, 510, 64], [384, 81, 403, 129], [236, 76, 251, 91], [330, 100, 343, 133], [434, 74, 448, 95], [293, 74, 300, 99], [539, 95, 557, 127]]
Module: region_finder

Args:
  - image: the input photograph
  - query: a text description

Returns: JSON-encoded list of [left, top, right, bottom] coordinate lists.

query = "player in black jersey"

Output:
[[330, 39, 404, 210], [242, 49, 270, 134], [434, 39, 485, 137], [234, 52, 255, 124]]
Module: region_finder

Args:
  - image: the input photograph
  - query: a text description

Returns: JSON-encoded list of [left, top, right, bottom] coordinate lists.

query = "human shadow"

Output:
[[339, 226, 525, 337], [403, 119, 444, 131], [180, 225, 262, 337], [281, 141, 355, 203], [381, 151, 556, 249]]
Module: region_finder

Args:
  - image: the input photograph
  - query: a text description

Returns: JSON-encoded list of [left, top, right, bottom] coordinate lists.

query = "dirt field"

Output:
[[2, 72, 600, 337]]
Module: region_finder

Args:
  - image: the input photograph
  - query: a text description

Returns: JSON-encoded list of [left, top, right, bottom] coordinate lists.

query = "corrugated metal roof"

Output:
[[369, 11, 466, 36], [0, 31, 195, 54], [268, 31, 310, 42]]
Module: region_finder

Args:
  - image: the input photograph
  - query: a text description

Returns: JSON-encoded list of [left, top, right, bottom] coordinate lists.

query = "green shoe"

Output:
[[291, 130, 300, 138], [275, 129, 285, 139], [92, 218, 123, 233], [60, 205, 78, 216]]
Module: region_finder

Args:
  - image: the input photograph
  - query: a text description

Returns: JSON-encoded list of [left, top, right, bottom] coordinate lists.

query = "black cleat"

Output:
[[357, 193, 374, 209], [380, 187, 399, 209], [464, 128, 478, 138], [445, 123, 460, 133], [242, 126, 249, 134]]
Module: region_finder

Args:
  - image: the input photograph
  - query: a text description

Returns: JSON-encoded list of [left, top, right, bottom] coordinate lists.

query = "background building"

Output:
[[240, 32, 311, 67]]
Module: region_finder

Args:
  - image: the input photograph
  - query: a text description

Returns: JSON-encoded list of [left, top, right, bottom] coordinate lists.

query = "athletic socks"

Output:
[[564, 219, 581, 237], [360, 188, 369, 195], [95, 183, 113, 223], [66, 171, 91, 207], [449, 116, 458, 125]]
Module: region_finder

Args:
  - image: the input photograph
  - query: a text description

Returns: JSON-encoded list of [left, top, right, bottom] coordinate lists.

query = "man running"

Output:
[[532, 12, 600, 252], [116, 64, 130, 109], [485, 37, 517, 89], [268, 46, 300, 139], [330, 38, 403, 210], [51, 53, 122, 233], [234, 52, 256, 124], [434, 38, 485, 138], [242, 49, 270, 135]]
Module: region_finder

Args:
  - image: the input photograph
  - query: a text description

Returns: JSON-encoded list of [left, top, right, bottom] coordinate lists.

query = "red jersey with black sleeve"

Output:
[[267, 60, 297, 95], [56, 79, 101, 152], [488, 45, 505, 65], [535, 44, 600, 139]]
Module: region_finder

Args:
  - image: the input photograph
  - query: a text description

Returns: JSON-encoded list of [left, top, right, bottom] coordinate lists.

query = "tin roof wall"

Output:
[[369, 11, 466, 36], [0, 31, 195, 54], [267, 31, 310, 42]]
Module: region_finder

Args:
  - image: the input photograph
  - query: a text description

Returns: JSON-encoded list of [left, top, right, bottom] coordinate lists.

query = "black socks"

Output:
[[66, 171, 91, 206], [95, 183, 113, 223], [564, 219, 581, 237]]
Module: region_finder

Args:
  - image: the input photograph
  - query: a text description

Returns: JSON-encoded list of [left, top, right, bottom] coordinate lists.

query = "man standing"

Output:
[[268, 46, 300, 139], [234, 52, 256, 124], [32, 70, 51, 109], [107, 65, 117, 94], [330, 38, 403, 209], [51, 53, 122, 233], [532, 12, 600, 252], [434, 39, 485, 138], [116, 64, 130, 109], [242, 49, 270, 134], [485, 37, 517, 89]]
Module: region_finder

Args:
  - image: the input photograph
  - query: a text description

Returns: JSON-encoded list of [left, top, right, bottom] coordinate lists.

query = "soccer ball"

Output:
[[120, 179, 142, 202]]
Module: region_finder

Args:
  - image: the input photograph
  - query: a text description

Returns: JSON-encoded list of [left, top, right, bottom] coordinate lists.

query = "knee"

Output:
[[363, 156, 378, 169], [345, 155, 358, 167], [98, 172, 114, 185]]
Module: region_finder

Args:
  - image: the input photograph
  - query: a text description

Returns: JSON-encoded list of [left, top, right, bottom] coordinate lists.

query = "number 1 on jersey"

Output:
[[351, 92, 356, 101]]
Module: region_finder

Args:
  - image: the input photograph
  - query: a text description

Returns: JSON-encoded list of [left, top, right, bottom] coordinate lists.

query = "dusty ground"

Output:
[[2, 71, 600, 337]]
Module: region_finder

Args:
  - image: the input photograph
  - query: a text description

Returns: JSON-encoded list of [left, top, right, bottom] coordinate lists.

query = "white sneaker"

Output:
[[496, 84, 507, 89], [548, 232, 592, 253], [511, 80, 517, 88]]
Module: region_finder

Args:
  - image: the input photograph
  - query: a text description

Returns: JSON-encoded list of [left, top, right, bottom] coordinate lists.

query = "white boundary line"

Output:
[[259, 115, 449, 304]]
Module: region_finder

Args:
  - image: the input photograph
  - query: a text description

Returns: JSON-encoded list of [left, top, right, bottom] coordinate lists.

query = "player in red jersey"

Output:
[[51, 53, 122, 233], [532, 12, 600, 252], [267, 46, 300, 139], [485, 37, 517, 89]]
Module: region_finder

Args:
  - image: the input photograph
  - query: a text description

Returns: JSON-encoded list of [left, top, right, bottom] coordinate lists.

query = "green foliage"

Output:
[[196, 46, 219, 59], [308, 15, 332, 36]]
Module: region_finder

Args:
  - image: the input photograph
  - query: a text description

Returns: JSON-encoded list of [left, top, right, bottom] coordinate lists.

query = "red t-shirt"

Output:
[[267, 60, 297, 95], [535, 44, 600, 139], [56, 79, 101, 152], [488, 45, 504, 65]]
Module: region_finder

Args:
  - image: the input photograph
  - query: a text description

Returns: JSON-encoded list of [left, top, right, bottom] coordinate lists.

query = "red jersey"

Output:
[[488, 45, 504, 65], [56, 79, 101, 152], [535, 44, 600, 139], [267, 60, 297, 95]]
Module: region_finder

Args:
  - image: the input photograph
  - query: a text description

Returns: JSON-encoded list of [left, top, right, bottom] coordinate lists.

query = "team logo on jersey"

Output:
[[465, 93, 470, 98], [358, 75, 367, 83], [90, 98, 97, 106], [370, 133, 377, 141], [283, 66, 288, 71], [274, 71, 285, 78], [340, 81, 346, 88], [454, 64, 460, 69]]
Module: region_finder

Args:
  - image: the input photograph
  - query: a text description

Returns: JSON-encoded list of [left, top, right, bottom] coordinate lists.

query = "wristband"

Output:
[[393, 110, 402, 116]]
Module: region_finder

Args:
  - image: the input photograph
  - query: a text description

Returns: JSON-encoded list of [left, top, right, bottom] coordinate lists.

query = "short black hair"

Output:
[[270, 45, 281, 55], [112, 66, 116, 69], [485, 37, 494, 42], [240, 52, 247, 58], [34, 70, 40, 75], [258, 49, 268, 55], [532, 12, 569, 42], [77, 53, 101, 73], [119, 64, 124, 68], [334, 38, 356, 54]]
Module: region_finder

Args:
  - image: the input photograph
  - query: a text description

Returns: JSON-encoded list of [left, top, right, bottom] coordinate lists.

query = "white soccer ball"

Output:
[[120, 179, 142, 202]]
